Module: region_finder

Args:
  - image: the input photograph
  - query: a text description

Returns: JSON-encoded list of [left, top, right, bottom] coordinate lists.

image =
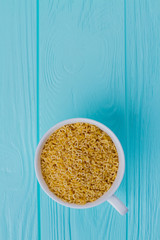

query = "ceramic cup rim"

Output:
[[34, 118, 125, 209]]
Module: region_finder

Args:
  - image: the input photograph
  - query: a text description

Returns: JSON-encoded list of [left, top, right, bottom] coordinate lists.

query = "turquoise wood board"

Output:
[[0, 0, 160, 239]]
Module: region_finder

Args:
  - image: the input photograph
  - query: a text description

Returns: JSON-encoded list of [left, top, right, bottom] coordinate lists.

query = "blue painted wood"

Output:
[[125, 0, 160, 239], [39, 0, 126, 240], [0, 0, 38, 239], [0, 0, 160, 239]]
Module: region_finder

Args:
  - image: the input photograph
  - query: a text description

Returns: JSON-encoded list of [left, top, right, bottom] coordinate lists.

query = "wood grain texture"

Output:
[[1, 0, 160, 239], [39, 0, 126, 239], [125, 0, 160, 239], [0, 0, 38, 239]]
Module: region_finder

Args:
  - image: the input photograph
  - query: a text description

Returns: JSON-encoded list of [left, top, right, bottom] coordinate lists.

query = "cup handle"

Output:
[[107, 194, 128, 215]]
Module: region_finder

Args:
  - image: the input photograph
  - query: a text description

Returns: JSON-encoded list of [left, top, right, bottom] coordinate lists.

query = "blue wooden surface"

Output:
[[0, 0, 160, 239]]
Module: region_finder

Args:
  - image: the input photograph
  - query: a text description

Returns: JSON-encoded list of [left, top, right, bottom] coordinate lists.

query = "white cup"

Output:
[[35, 118, 128, 215]]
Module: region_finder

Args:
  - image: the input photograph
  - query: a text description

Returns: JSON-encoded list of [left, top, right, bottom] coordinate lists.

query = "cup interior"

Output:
[[35, 118, 125, 209]]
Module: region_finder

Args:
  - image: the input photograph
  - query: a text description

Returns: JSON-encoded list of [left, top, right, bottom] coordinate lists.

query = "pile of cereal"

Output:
[[41, 122, 119, 204]]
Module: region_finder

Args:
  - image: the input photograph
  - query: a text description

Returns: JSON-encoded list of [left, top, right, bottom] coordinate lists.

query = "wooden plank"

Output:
[[0, 1, 38, 239], [39, 0, 126, 239], [125, 0, 160, 239]]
